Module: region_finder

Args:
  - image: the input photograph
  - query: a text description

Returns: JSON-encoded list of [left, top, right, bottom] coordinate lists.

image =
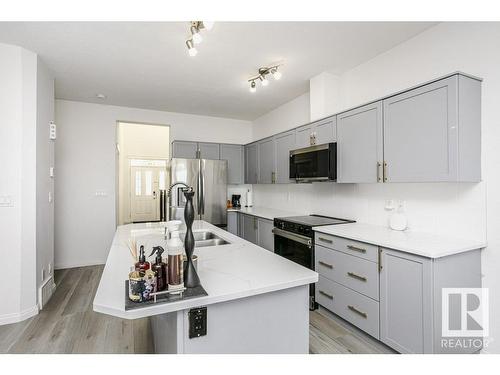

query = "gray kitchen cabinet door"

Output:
[[275, 130, 296, 183], [172, 141, 198, 159], [258, 137, 276, 184], [337, 101, 383, 183], [379, 248, 433, 354], [242, 214, 258, 244], [237, 212, 244, 237], [295, 124, 314, 148], [383, 76, 458, 182], [198, 142, 220, 160], [227, 211, 238, 235], [245, 142, 259, 184], [220, 144, 244, 184], [313, 116, 336, 144], [257, 218, 274, 252]]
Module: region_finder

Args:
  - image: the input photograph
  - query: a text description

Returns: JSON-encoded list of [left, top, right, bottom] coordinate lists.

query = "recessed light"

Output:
[[96, 94, 106, 99]]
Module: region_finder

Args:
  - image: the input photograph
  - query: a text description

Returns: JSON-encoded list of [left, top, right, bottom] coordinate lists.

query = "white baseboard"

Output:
[[55, 260, 105, 270], [0, 305, 39, 326]]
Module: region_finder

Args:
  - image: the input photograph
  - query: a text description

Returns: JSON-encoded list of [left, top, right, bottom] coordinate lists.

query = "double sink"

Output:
[[180, 230, 230, 248]]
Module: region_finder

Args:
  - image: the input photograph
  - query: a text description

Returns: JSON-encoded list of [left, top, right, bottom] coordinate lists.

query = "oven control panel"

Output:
[[274, 219, 313, 237]]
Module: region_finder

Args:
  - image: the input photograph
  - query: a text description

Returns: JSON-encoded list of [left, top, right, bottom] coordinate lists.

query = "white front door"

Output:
[[130, 161, 167, 222]]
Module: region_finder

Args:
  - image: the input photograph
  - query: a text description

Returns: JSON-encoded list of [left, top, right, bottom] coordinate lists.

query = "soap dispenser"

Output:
[[166, 221, 184, 294], [135, 245, 150, 272], [389, 201, 408, 231], [149, 246, 167, 291]]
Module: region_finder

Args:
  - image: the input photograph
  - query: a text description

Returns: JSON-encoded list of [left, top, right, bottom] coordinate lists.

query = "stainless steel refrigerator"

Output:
[[169, 158, 228, 227]]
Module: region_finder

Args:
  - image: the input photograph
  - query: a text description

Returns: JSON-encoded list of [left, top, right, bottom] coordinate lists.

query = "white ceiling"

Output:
[[0, 22, 436, 120]]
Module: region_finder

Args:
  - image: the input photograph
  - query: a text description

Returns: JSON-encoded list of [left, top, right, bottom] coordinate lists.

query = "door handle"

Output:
[[318, 261, 333, 269], [319, 290, 334, 300], [347, 272, 367, 282], [348, 305, 368, 318], [347, 244, 367, 253]]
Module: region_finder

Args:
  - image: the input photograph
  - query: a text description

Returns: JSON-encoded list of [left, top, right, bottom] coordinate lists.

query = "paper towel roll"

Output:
[[246, 189, 253, 207]]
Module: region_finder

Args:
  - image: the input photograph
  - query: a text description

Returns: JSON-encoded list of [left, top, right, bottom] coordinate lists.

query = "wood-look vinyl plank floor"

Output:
[[0, 266, 395, 354]]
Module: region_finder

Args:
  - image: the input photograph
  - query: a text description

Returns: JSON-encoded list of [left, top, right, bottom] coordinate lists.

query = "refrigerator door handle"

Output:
[[196, 160, 202, 215], [199, 160, 205, 215]]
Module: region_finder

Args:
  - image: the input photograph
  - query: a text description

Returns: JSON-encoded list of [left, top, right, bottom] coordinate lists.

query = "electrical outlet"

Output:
[[49, 121, 57, 140], [48, 263, 52, 275], [0, 195, 14, 207], [49, 167, 54, 178], [48, 191, 53, 203], [188, 307, 207, 338]]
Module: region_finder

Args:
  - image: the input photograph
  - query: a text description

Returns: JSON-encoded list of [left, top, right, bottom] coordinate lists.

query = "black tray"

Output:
[[124, 280, 208, 311]]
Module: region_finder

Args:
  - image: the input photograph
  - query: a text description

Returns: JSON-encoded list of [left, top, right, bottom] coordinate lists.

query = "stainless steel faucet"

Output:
[[167, 182, 193, 197]]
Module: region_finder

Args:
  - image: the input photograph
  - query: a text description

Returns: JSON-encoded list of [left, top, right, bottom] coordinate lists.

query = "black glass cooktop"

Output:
[[277, 215, 355, 227]]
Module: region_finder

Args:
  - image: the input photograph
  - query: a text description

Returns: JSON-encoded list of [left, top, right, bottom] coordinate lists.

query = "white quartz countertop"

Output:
[[93, 221, 318, 319], [227, 206, 304, 221], [313, 222, 486, 259]]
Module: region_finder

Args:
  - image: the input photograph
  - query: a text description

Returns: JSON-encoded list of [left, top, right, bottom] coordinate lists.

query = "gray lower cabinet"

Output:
[[237, 212, 244, 237], [245, 142, 259, 184], [337, 101, 383, 183], [275, 130, 296, 183], [220, 144, 244, 184], [383, 74, 481, 182], [258, 137, 276, 184], [227, 211, 238, 235], [257, 218, 274, 252], [242, 214, 258, 244], [172, 141, 198, 159]]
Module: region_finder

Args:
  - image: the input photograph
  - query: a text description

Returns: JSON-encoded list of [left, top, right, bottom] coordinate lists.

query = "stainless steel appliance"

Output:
[[169, 158, 228, 227], [289, 143, 337, 182], [273, 215, 355, 309]]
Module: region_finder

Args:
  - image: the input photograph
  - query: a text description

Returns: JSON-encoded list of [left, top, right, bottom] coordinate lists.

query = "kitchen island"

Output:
[[93, 220, 318, 354]]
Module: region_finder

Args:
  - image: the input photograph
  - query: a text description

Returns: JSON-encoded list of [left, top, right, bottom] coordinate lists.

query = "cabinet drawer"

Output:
[[315, 245, 379, 300], [316, 276, 380, 339], [315, 232, 378, 262]]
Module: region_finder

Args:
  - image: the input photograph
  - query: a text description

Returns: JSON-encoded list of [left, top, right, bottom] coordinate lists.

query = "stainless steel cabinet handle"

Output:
[[271, 171, 276, 184], [318, 237, 333, 244], [318, 261, 333, 269], [347, 272, 367, 282], [348, 305, 367, 318], [377, 162, 382, 182], [347, 245, 367, 253], [378, 248, 383, 272], [319, 290, 334, 300], [383, 161, 388, 182]]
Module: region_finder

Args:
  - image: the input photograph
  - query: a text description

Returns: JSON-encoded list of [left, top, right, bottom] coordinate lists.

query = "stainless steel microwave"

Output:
[[289, 143, 337, 182]]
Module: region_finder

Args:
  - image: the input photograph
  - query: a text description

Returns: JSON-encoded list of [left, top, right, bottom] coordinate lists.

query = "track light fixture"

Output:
[[185, 21, 214, 56], [247, 64, 283, 93]]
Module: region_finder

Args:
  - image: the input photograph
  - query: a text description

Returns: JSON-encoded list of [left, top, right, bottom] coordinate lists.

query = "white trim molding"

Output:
[[0, 305, 39, 326]]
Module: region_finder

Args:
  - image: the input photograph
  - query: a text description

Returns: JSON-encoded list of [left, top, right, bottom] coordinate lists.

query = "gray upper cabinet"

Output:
[[258, 137, 276, 184], [257, 218, 274, 252], [245, 142, 259, 184], [383, 74, 481, 182], [295, 124, 314, 148], [275, 130, 296, 183], [172, 141, 198, 159], [220, 144, 244, 184], [337, 101, 383, 183], [295, 116, 336, 149], [313, 117, 337, 145], [198, 142, 220, 160]]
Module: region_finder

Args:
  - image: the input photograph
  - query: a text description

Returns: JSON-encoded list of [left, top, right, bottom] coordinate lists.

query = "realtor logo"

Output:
[[442, 288, 489, 337]]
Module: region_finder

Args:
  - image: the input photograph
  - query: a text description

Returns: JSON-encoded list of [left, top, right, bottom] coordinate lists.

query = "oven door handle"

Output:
[[272, 228, 312, 248]]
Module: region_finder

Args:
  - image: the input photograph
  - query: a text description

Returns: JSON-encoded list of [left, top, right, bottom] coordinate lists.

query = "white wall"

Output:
[[0, 43, 41, 324], [117, 122, 170, 225], [251, 22, 500, 352], [252, 93, 310, 140], [55, 100, 252, 269]]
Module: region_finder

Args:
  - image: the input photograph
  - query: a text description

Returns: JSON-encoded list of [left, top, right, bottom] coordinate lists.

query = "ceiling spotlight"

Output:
[[260, 76, 269, 87], [191, 26, 203, 44], [186, 39, 197, 56], [249, 81, 256, 93], [203, 21, 215, 31], [272, 68, 282, 80]]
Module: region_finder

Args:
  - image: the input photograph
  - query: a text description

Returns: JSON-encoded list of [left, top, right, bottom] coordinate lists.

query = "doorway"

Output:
[[116, 122, 170, 225]]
